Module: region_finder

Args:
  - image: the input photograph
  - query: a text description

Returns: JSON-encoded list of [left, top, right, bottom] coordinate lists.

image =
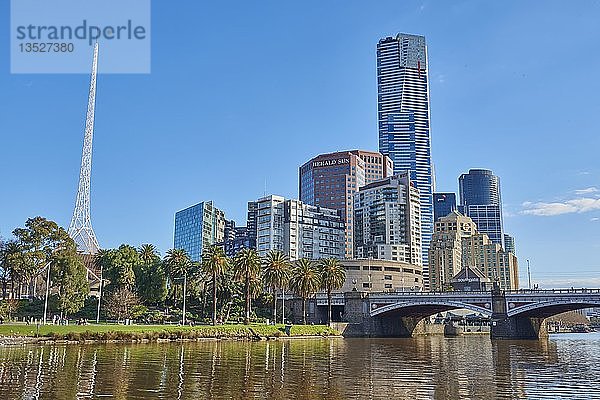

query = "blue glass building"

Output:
[[174, 201, 225, 262], [377, 33, 434, 280], [458, 169, 504, 246], [433, 192, 456, 221]]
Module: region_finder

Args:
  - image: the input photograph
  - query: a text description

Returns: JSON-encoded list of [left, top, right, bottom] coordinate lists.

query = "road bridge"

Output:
[[302, 288, 600, 339]]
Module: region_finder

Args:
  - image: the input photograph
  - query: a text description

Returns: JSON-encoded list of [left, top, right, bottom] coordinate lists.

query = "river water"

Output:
[[1, 333, 599, 399]]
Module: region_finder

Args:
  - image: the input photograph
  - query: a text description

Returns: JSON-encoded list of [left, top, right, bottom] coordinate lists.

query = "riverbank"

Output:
[[0, 323, 339, 344]]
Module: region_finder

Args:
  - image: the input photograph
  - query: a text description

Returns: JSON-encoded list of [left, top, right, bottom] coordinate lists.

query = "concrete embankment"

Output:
[[331, 322, 490, 337]]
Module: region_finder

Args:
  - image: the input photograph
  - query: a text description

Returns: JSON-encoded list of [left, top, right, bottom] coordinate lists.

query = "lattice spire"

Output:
[[68, 43, 100, 254]]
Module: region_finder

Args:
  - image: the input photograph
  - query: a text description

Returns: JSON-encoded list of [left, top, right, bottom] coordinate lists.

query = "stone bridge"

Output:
[[303, 288, 600, 339]]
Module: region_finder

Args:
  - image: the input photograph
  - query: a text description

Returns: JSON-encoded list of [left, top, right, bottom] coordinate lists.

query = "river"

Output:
[[1, 333, 599, 399]]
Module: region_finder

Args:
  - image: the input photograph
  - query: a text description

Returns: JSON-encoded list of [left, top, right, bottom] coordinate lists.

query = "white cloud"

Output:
[[575, 187, 599, 195], [521, 197, 600, 216], [536, 277, 600, 289], [591, 217, 600, 222]]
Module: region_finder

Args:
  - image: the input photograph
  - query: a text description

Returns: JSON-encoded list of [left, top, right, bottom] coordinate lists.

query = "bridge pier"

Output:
[[490, 283, 548, 340], [490, 315, 548, 340]]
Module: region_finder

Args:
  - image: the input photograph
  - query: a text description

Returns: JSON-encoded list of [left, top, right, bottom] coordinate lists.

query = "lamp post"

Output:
[[175, 274, 188, 325], [42, 261, 51, 325], [281, 288, 285, 324], [182, 273, 187, 326], [96, 263, 103, 324], [527, 259, 532, 290]]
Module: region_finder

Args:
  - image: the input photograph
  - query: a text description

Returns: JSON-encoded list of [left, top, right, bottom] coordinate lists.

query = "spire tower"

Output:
[[68, 43, 100, 254]]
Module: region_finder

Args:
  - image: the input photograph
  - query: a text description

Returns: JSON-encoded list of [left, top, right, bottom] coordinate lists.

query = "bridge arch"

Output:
[[371, 300, 492, 318], [507, 299, 600, 318]]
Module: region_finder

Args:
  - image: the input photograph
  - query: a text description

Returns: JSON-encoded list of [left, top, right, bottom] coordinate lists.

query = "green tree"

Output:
[[289, 259, 321, 325], [202, 245, 229, 325], [51, 248, 90, 317], [1, 240, 31, 298], [12, 217, 74, 298], [103, 287, 141, 321], [262, 250, 291, 323], [100, 245, 139, 292], [233, 248, 261, 324], [163, 248, 191, 316], [0, 238, 7, 299], [318, 258, 346, 325], [0, 299, 20, 321], [135, 244, 167, 305]]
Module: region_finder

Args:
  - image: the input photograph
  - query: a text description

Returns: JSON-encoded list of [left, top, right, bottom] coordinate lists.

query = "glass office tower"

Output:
[[433, 192, 457, 222], [458, 169, 504, 246], [377, 33, 434, 282], [174, 201, 225, 262]]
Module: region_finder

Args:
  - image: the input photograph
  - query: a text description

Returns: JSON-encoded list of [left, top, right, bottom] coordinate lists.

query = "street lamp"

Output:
[[96, 263, 103, 324], [42, 261, 51, 325], [527, 259, 532, 290], [175, 274, 188, 325]]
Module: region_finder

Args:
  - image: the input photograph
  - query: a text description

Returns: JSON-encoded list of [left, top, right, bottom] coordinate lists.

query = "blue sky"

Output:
[[1, 1, 599, 288]]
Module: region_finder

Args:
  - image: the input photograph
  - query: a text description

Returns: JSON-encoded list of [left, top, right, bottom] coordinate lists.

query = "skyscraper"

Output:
[[353, 173, 422, 266], [249, 195, 345, 260], [299, 150, 393, 258], [174, 201, 225, 262], [433, 192, 457, 222], [458, 169, 504, 245], [377, 33, 434, 274]]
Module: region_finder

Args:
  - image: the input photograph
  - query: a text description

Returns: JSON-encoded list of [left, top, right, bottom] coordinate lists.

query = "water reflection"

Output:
[[1, 334, 600, 399]]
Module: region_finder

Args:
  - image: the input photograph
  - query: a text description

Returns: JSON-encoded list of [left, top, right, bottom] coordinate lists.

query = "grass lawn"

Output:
[[0, 322, 339, 341]]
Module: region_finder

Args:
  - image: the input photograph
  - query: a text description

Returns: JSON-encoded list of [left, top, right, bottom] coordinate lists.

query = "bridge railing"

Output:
[[365, 288, 600, 296]]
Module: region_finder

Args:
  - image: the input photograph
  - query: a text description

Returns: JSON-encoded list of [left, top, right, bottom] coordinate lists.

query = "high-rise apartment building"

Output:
[[503, 234, 516, 255], [299, 150, 393, 258], [221, 220, 251, 257], [246, 201, 258, 250], [174, 201, 225, 262], [353, 173, 422, 265], [458, 169, 504, 245], [429, 210, 519, 291], [433, 192, 457, 221], [377, 33, 434, 273], [249, 195, 345, 260]]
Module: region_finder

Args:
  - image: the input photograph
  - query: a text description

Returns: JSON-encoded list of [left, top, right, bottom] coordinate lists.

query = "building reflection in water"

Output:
[[0, 334, 599, 399]]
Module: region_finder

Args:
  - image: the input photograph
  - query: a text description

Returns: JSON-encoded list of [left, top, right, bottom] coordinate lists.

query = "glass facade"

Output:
[[377, 33, 434, 273], [433, 192, 457, 221], [458, 169, 504, 246], [173, 201, 225, 262]]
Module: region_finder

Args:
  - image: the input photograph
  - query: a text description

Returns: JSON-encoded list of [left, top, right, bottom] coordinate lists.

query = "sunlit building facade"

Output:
[[299, 150, 393, 258], [174, 201, 225, 262], [377, 33, 434, 279], [353, 173, 422, 266]]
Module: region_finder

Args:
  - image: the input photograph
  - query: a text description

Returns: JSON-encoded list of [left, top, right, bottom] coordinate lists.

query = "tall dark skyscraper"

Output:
[[433, 192, 456, 221], [377, 33, 434, 282], [458, 169, 504, 245]]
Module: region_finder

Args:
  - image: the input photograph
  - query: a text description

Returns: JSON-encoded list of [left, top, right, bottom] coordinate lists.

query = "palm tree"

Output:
[[139, 244, 159, 266], [164, 249, 191, 317], [202, 245, 229, 325], [3, 241, 28, 299], [233, 248, 261, 324], [318, 258, 346, 326], [289, 258, 321, 325], [262, 250, 291, 324], [164, 249, 190, 279]]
